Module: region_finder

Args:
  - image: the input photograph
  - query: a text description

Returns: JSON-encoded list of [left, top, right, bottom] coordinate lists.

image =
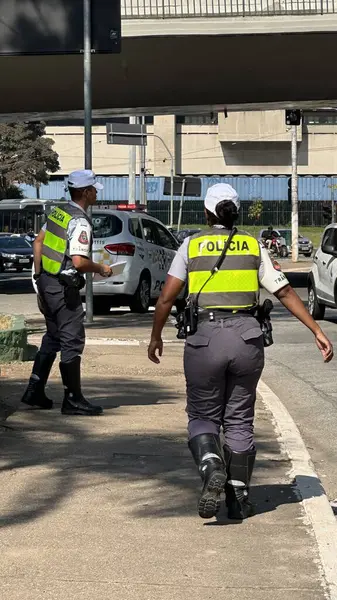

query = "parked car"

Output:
[[259, 228, 314, 257], [0, 236, 34, 272], [307, 224, 337, 319], [81, 209, 186, 314], [175, 228, 202, 245]]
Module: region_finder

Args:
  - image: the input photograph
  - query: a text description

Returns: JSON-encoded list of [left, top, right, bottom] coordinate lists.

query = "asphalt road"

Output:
[[1, 268, 337, 501]]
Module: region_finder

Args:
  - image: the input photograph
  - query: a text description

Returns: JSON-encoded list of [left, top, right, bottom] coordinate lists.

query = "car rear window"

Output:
[[92, 215, 123, 238]]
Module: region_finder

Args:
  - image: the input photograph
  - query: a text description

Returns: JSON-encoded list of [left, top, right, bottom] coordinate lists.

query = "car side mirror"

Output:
[[322, 243, 337, 257]]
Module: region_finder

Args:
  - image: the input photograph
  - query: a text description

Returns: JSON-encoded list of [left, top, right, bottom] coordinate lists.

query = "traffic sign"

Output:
[[106, 122, 147, 146]]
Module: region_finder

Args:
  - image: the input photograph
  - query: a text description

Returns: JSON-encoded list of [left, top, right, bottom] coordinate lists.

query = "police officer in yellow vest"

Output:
[[21, 170, 112, 416], [148, 183, 333, 520]]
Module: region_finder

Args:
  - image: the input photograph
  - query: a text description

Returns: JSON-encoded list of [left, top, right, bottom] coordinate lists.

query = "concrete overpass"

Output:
[[1, 0, 337, 121]]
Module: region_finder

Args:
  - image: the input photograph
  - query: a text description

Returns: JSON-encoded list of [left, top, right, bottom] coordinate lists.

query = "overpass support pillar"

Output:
[[153, 115, 176, 177]]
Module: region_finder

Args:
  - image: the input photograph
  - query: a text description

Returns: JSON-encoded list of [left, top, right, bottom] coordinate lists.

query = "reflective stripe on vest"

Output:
[[42, 204, 88, 275], [187, 230, 260, 309]]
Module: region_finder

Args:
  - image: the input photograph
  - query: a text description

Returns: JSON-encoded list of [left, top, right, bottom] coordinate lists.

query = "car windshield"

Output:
[[0, 238, 32, 249]]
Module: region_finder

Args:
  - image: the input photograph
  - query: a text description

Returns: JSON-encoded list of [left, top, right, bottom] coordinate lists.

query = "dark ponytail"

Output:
[[206, 200, 239, 230]]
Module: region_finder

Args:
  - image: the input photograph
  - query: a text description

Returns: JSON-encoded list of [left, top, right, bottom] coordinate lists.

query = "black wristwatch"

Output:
[[33, 273, 40, 281]]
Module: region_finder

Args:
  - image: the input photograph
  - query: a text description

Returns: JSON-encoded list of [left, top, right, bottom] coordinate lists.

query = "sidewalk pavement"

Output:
[[278, 257, 313, 273], [0, 342, 328, 600]]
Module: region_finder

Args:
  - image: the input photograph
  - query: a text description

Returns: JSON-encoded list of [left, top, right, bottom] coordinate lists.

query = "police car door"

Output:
[[153, 222, 179, 295], [140, 218, 165, 297]]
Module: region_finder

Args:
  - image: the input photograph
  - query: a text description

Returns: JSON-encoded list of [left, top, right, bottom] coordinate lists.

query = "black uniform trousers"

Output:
[[37, 272, 85, 363]]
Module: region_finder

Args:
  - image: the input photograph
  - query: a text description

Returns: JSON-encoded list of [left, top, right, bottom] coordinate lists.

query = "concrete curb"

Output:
[[258, 379, 337, 600]]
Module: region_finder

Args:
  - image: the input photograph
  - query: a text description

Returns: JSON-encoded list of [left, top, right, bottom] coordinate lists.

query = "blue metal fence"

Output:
[[19, 175, 337, 203]]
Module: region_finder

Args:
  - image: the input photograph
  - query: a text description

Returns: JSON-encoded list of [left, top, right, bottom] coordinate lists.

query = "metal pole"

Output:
[[129, 116, 137, 204], [177, 178, 186, 232], [331, 187, 335, 224], [83, 0, 94, 323], [151, 134, 174, 228], [291, 124, 299, 262], [140, 116, 146, 206]]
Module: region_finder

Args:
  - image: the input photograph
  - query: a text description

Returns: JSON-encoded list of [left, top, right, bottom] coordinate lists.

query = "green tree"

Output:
[[0, 121, 60, 199], [248, 197, 263, 235]]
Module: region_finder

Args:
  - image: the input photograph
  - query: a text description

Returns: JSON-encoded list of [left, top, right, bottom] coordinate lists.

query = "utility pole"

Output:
[[291, 124, 299, 262], [129, 116, 137, 204], [139, 116, 146, 206], [83, 0, 94, 322]]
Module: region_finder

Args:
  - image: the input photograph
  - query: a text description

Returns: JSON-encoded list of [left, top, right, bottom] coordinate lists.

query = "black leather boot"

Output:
[[189, 433, 227, 519], [224, 446, 256, 520], [59, 356, 103, 416], [21, 351, 56, 409]]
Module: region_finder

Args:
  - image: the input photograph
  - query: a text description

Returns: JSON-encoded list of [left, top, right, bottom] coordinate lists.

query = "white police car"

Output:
[[82, 206, 185, 314]]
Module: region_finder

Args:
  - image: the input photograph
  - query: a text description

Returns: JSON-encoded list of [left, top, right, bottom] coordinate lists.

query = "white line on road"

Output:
[[258, 379, 337, 600]]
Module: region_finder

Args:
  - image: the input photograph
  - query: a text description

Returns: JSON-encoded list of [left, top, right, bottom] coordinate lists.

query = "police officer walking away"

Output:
[[21, 170, 112, 416], [148, 183, 333, 520]]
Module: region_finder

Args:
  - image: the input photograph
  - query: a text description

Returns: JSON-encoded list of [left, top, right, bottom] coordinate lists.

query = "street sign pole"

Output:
[[106, 126, 174, 221], [129, 116, 137, 204], [83, 0, 94, 322]]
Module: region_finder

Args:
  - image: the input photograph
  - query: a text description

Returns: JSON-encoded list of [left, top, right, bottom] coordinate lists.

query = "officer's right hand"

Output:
[[98, 264, 113, 278], [315, 331, 334, 363]]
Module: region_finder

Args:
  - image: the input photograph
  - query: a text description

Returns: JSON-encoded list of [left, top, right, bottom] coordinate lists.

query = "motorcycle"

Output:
[[262, 235, 289, 259]]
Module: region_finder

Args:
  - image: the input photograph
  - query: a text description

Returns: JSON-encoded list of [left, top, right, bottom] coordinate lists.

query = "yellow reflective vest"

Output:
[[187, 228, 260, 309], [41, 204, 90, 275]]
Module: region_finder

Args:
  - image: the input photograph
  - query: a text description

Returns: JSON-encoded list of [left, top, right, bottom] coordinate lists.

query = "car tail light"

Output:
[[104, 243, 135, 256]]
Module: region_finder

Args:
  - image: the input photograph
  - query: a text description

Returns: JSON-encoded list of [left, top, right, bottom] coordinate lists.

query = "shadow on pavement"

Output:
[[0, 375, 324, 530]]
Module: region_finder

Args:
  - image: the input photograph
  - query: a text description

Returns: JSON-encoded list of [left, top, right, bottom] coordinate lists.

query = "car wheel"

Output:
[[308, 285, 325, 320], [129, 273, 151, 313]]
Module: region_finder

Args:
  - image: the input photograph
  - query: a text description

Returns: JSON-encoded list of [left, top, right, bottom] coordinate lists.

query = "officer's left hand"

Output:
[[148, 338, 163, 364]]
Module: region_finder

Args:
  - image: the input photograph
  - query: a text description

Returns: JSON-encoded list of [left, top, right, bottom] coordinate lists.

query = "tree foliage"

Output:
[[248, 198, 263, 223], [0, 121, 60, 198]]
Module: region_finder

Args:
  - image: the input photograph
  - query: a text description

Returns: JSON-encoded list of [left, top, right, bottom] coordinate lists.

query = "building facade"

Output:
[[45, 109, 337, 179]]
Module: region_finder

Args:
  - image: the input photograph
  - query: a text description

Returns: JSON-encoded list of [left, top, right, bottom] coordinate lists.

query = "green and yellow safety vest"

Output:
[[187, 228, 260, 309], [41, 203, 90, 275]]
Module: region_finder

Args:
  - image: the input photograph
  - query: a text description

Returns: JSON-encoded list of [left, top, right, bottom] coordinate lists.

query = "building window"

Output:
[[303, 111, 337, 125], [176, 114, 218, 125]]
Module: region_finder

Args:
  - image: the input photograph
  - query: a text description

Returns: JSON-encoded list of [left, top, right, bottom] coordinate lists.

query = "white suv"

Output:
[[308, 224, 337, 319], [81, 208, 185, 314]]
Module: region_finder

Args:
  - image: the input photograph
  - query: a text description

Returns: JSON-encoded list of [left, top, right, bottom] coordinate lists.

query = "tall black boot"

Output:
[[21, 351, 56, 409], [189, 433, 227, 519], [224, 446, 256, 520], [59, 356, 103, 416]]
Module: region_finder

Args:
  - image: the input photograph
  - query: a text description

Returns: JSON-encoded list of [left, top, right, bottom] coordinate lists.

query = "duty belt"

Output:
[[198, 308, 256, 323]]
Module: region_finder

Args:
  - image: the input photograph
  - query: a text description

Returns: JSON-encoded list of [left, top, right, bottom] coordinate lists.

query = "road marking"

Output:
[[258, 379, 337, 600], [29, 335, 183, 346]]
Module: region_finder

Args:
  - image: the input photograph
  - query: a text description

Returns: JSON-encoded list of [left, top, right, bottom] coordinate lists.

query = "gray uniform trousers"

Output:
[[37, 272, 85, 364], [184, 316, 265, 453]]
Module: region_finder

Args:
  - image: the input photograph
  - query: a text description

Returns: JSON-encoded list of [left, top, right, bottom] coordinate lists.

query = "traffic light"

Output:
[[322, 202, 332, 223], [285, 110, 302, 126]]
